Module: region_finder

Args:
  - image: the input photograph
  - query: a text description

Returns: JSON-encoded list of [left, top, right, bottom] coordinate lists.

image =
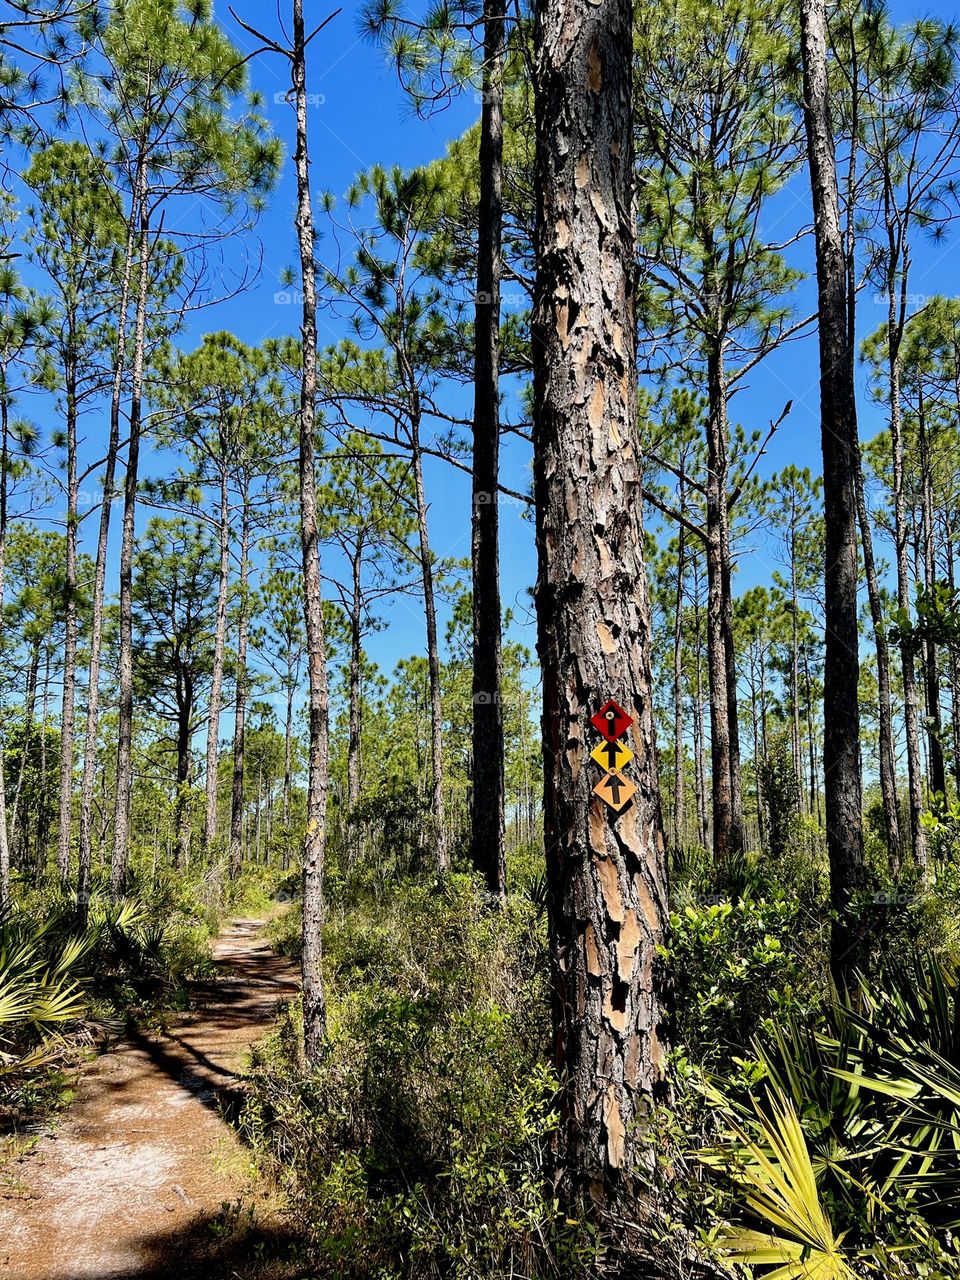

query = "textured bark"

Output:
[[469, 0, 507, 901], [203, 462, 231, 850], [533, 0, 670, 1206], [229, 502, 251, 878], [78, 188, 138, 905], [111, 176, 151, 899], [57, 346, 78, 892], [293, 0, 331, 1068], [411, 436, 447, 874], [704, 351, 743, 862], [800, 0, 867, 983]]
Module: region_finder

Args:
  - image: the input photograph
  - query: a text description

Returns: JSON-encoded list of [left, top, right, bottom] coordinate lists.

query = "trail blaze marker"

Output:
[[593, 770, 636, 812], [590, 699, 633, 742], [590, 699, 636, 813], [590, 739, 634, 772]]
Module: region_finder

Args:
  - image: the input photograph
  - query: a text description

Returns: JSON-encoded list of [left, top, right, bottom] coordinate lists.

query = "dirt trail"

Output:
[[0, 918, 299, 1280]]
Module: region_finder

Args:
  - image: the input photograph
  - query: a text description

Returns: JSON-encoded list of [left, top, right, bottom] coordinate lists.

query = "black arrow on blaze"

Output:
[[601, 739, 621, 768], [604, 774, 625, 804]]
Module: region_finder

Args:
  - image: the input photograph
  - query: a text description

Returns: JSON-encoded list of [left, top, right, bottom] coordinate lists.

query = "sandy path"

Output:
[[0, 918, 299, 1280]]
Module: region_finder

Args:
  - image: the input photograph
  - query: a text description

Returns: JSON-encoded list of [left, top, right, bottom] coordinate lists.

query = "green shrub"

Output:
[[664, 896, 824, 1068], [242, 874, 592, 1278]]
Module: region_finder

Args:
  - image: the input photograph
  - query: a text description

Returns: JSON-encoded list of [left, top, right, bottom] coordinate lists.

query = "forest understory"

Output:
[[5, 0, 960, 1277]]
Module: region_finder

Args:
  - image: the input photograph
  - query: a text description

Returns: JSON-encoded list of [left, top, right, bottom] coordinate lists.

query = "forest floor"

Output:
[[0, 917, 301, 1280]]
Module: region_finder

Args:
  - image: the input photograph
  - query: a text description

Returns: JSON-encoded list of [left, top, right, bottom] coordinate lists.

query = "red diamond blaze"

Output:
[[590, 699, 633, 743]]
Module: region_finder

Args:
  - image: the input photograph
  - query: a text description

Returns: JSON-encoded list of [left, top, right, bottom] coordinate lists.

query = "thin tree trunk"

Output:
[[282, 671, 293, 866], [800, 0, 868, 982], [293, 0, 331, 1067], [532, 0, 669, 1204], [947, 524, 960, 787], [174, 676, 192, 869], [803, 645, 819, 823], [672, 521, 686, 856], [111, 178, 151, 898], [347, 543, 363, 812], [0, 389, 11, 904], [78, 175, 139, 907], [57, 347, 79, 891], [204, 462, 231, 849], [919, 399, 946, 797], [411, 434, 447, 874], [750, 657, 766, 851], [855, 462, 902, 868], [10, 645, 39, 858], [36, 650, 51, 872], [841, 55, 902, 868], [470, 0, 507, 901], [693, 589, 708, 850], [789, 521, 804, 804], [229, 501, 251, 878], [705, 349, 741, 862]]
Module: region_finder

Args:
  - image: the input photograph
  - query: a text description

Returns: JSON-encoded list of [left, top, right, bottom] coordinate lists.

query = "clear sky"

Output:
[[198, 0, 960, 683], [16, 0, 960, 698]]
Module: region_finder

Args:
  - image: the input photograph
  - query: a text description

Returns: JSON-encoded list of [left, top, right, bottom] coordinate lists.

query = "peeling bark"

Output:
[[533, 0, 670, 1207]]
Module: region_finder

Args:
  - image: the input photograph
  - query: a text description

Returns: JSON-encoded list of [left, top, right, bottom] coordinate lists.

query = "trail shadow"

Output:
[[28, 1208, 305, 1280], [114, 924, 299, 1125]]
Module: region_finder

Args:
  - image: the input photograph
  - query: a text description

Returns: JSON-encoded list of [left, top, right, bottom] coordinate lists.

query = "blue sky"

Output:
[[13, 0, 960, 704]]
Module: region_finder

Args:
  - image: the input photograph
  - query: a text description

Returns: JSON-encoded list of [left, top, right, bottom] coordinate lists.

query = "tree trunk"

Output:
[[532, 0, 669, 1206], [704, 349, 742, 863], [0, 391, 11, 904], [293, 0, 331, 1068], [347, 543, 363, 813], [672, 523, 686, 857], [470, 0, 507, 901], [35, 651, 51, 872], [888, 304, 926, 871], [229, 501, 251, 878], [78, 177, 139, 905], [111, 177, 151, 898], [841, 67, 902, 869], [855, 460, 902, 869], [919, 399, 946, 797], [9, 645, 39, 860], [693, 585, 708, 850], [204, 462, 231, 850], [411, 432, 447, 874], [58, 346, 79, 892], [174, 673, 192, 869], [789, 522, 804, 804], [947, 525, 960, 787], [800, 0, 867, 983], [282, 671, 294, 867]]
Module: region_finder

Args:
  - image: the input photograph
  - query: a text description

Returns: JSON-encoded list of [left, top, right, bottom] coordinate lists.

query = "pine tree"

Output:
[[532, 0, 669, 1208]]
